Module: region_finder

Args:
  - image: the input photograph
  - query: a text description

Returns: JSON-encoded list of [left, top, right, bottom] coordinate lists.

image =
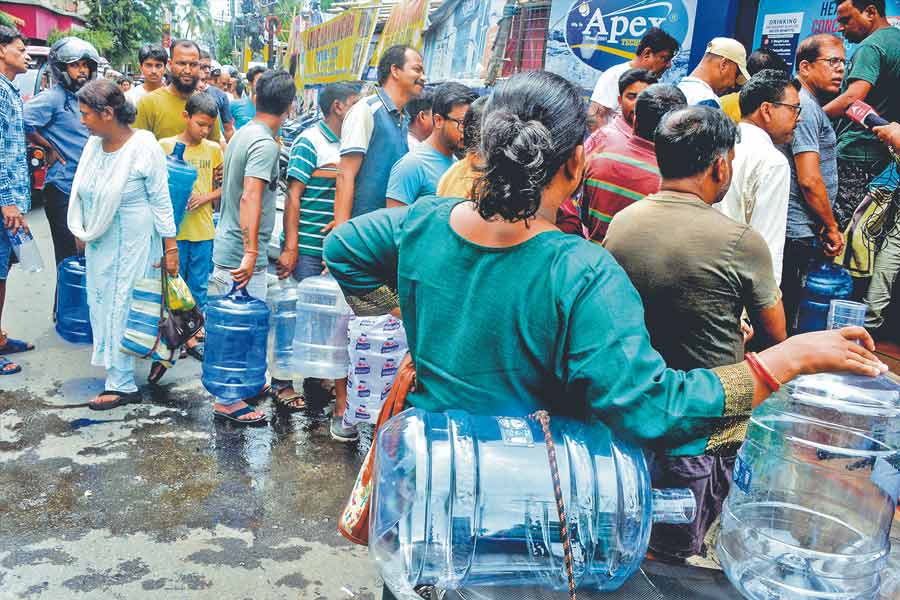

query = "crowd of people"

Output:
[[0, 0, 897, 574]]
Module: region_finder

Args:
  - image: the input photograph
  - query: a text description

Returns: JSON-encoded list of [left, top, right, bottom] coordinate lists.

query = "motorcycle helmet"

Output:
[[49, 37, 100, 91]]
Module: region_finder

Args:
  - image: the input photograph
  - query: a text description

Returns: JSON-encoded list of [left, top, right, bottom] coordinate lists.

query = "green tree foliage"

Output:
[[81, 0, 174, 66], [47, 27, 115, 55], [177, 0, 213, 41]]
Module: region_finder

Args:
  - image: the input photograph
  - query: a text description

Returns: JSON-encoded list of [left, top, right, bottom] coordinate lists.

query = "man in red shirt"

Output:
[[585, 68, 657, 156], [559, 84, 687, 242]]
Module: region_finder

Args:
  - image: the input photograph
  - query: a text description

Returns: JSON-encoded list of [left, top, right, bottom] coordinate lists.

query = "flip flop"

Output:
[[88, 390, 142, 411], [0, 356, 21, 375], [214, 405, 266, 425], [183, 343, 204, 362], [0, 336, 34, 355], [271, 387, 306, 411]]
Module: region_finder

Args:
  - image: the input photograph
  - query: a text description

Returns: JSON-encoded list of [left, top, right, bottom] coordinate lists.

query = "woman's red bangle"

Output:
[[745, 352, 781, 393]]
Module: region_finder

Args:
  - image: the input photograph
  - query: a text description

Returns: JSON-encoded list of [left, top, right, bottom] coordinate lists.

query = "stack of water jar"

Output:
[[794, 262, 854, 333]]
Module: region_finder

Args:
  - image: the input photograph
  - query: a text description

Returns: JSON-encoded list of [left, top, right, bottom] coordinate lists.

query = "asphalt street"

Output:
[[0, 207, 382, 599]]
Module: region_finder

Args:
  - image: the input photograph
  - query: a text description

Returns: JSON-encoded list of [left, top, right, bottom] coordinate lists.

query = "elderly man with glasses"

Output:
[[779, 34, 847, 331], [717, 69, 802, 292]]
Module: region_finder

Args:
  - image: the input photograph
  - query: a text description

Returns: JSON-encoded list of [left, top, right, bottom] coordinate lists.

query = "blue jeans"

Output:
[[177, 239, 213, 311], [0, 231, 13, 280], [292, 253, 324, 282]]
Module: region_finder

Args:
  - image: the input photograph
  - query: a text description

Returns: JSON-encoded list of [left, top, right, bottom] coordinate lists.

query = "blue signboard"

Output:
[[546, 0, 698, 92], [752, 0, 900, 72]]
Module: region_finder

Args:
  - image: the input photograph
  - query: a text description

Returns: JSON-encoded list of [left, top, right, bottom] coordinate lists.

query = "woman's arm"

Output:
[[568, 261, 885, 455], [323, 207, 407, 316]]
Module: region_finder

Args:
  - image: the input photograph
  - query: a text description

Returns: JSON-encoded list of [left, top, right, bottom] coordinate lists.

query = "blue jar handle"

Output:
[[228, 281, 252, 299]]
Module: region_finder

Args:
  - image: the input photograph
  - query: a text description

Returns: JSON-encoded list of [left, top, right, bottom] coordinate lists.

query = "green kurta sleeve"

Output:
[[324, 208, 405, 316], [565, 258, 754, 456]]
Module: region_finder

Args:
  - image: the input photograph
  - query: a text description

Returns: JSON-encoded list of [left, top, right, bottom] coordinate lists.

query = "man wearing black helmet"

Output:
[[24, 36, 98, 267]]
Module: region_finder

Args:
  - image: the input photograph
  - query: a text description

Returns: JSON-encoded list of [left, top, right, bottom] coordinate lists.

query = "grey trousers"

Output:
[[865, 227, 900, 330]]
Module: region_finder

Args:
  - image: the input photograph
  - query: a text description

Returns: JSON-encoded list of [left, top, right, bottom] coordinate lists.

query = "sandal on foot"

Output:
[[271, 387, 306, 411], [214, 405, 266, 425], [89, 390, 141, 411], [0, 356, 21, 375], [184, 343, 204, 362], [148, 361, 168, 384], [0, 334, 34, 355]]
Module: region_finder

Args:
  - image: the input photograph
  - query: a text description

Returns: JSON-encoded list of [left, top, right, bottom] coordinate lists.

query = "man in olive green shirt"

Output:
[[823, 0, 900, 228], [606, 106, 785, 564], [134, 39, 221, 142]]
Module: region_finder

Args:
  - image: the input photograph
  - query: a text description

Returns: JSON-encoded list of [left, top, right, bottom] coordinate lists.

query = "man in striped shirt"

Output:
[[558, 84, 686, 243], [274, 82, 359, 422]]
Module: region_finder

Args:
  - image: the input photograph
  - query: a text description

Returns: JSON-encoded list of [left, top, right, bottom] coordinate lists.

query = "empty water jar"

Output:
[[202, 283, 270, 399], [167, 141, 198, 232], [719, 372, 900, 600], [267, 279, 299, 381], [371, 409, 697, 597], [292, 274, 353, 379], [55, 255, 92, 344], [794, 262, 854, 333]]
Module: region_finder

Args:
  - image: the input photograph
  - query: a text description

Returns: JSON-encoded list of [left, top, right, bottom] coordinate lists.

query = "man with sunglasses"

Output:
[[717, 70, 801, 289], [385, 82, 477, 207], [780, 34, 847, 331]]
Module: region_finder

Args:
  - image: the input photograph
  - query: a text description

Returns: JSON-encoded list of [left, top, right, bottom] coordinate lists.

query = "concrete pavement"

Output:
[[0, 207, 382, 599]]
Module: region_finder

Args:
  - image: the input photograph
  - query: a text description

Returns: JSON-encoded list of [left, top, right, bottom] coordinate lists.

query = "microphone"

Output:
[[846, 100, 889, 129]]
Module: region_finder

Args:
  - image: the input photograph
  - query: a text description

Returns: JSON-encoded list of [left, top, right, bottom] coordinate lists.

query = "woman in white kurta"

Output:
[[68, 79, 179, 409]]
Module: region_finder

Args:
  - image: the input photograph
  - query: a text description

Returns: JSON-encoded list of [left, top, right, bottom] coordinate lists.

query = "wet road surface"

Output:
[[0, 208, 382, 599]]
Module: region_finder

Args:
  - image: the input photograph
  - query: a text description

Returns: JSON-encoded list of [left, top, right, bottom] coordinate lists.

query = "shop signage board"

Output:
[[546, 0, 698, 93], [366, 0, 431, 79], [753, 0, 900, 72], [304, 7, 379, 85]]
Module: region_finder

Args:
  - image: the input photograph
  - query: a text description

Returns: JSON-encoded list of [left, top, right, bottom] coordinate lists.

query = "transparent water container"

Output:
[[370, 409, 697, 598], [166, 141, 198, 232], [202, 283, 270, 399], [7, 228, 44, 273], [267, 279, 299, 381], [719, 372, 900, 600], [55, 255, 92, 344], [795, 262, 853, 333], [291, 274, 352, 379]]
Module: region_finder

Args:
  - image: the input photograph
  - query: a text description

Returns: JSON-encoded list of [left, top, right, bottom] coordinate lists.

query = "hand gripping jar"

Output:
[[719, 372, 900, 600]]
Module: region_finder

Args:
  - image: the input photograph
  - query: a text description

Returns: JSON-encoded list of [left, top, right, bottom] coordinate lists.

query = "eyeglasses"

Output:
[[771, 101, 802, 116], [815, 57, 847, 68], [443, 116, 465, 130]]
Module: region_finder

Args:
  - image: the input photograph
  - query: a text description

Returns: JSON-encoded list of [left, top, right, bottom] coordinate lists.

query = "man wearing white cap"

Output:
[[677, 37, 751, 108]]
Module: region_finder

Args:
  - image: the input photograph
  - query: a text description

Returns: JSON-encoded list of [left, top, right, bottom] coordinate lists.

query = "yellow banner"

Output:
[[303, 6, 379, 86], [284, 15, 306, 90], [369, 0, 429, 69]]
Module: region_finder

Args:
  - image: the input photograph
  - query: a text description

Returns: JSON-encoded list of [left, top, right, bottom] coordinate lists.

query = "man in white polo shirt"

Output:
[[587, 27, 680, 131], [678, 37, 751, 108]]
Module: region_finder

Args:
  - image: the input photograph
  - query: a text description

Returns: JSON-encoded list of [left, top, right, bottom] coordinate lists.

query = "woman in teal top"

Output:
[[324, 71, 886, 456]]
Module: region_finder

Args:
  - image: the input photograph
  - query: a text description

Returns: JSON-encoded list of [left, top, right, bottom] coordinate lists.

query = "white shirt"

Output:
[[125, 84, 148, 105], [590, 61, 632, 111], [407, 132, 423, 150], [717, 122, 791, 284], [677, 76, 721, 107]]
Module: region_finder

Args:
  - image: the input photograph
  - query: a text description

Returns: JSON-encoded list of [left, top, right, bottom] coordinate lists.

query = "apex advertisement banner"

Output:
[[546, 0, 698, 92]]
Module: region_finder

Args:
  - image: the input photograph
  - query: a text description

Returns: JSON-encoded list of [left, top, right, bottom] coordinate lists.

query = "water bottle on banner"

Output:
[[370, 410, 697, 597], [6, 228, 44, 272], [345, 314, 407, 427]]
